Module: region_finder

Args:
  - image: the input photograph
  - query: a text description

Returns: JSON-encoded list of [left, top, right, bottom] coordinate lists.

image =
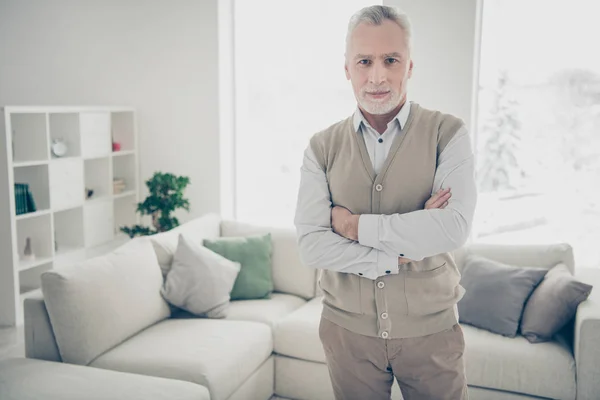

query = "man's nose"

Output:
[[368, 63, 386, 85]]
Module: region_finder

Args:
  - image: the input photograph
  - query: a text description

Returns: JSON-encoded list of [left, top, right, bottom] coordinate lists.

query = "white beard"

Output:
[[357, 87, 402, 115]]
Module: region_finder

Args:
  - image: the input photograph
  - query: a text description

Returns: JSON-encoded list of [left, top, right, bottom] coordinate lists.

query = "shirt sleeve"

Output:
[[357, 126, 478, 261], [294, 144, 399, 280]]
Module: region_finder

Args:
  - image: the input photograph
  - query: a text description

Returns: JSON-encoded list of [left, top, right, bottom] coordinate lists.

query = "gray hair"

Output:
[[346, 5, 413, 55]]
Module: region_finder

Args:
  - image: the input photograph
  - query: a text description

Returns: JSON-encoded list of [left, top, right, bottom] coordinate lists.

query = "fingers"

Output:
[[426, 188, 452, 209]]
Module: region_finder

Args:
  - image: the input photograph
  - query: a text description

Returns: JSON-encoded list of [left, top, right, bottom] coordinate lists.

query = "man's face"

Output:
[[345, 20, 413, 115]]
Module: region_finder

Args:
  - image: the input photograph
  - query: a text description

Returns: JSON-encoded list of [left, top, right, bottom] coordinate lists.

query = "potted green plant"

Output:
[[120, 172, 190, 238]]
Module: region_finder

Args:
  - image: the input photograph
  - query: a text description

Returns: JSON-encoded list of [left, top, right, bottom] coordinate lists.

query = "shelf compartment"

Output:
[[112, 153, 136, 195], [111, 111, 135, 152], [84, 157, 111, 201], [49, 113, 81, 159], [49, 158, 84, 211], [19, 262, 52, 294], [14, 164, 51, 214], [54, 206, 84, 256], [83, 199, 114, 248], [16, 213, 53, 271], [10, 113, 48, 164], [114, 194, 138, 236], [80, 112, 111, 159]]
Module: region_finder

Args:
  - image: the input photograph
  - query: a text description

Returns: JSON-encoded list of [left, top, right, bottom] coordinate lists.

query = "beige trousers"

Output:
[[319, 316, 468, 400]]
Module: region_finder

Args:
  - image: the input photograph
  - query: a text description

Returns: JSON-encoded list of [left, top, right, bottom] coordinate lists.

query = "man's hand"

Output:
[[331, 206, 360, 241], [425, 188, 452, 210], [398, 188, 453, 265]]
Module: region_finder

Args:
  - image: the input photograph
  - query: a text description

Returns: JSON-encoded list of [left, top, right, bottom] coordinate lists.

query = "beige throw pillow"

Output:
[[161, 234, 241, 318]]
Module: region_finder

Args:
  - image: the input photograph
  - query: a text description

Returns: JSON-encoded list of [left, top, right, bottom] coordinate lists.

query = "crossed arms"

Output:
[[293, 126, 477, 280]]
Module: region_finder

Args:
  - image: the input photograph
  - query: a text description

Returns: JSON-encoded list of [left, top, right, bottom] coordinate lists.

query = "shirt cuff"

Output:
[[377, 250, 399, 277], [358, 214, 380, 249]]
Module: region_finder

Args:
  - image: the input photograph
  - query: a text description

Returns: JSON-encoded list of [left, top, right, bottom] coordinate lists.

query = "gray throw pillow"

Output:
[[161, 233, 241, 318], [521, 264, 593, 343], [457, 255, 548, 337]]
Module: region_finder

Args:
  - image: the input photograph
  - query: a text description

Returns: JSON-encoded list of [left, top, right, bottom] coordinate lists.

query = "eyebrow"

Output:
[[354, 52, 403, 60]]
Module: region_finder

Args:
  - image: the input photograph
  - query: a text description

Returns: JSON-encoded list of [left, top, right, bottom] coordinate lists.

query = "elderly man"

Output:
[[294, 5, 477, 400]]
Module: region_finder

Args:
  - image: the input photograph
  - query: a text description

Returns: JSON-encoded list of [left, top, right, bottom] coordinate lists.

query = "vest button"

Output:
[[381, 331, 389, 339], [375, 184, 383, 192], [381, 312, 388, 320], [377, 281, 385, 289]]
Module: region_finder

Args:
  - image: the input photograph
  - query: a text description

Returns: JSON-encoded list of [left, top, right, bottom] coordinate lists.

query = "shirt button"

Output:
[[381, 312, 388, 319], [378, 138, 383, 143], [399, 254, 404, 257], [377, 281, 385, 289], [375, 184, 383, 192], [381, 331, 389, 339]]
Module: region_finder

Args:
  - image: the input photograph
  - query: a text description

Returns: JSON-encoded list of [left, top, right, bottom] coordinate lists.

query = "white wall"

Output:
[[384, 0, 481, 129], [0, 0, 220, 222]]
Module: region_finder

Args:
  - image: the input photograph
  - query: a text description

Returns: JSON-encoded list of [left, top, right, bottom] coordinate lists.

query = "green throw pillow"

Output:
[[203, 233, 273, 300]]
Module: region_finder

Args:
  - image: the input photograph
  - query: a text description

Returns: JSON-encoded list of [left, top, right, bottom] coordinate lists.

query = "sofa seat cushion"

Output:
[[227, 293, 306, 328], [463, 324, 576, 400], [274, 296, 326, 363], [172, 293, 306, 328], [0, 357, 209, 400], [89, 319, 272, 400]]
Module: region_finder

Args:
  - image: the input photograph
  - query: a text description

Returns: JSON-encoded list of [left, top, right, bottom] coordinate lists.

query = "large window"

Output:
[[232, 0, 600, 269], [473, 0, 600, 269], [233, 0, 378, 227]]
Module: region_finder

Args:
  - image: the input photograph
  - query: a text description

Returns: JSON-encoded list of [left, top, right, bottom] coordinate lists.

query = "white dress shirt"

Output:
[[294, 100, 477, 279]]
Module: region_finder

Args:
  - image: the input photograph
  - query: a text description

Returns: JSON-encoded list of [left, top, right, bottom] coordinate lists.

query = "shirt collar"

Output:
[[353, 98, 411, 133]]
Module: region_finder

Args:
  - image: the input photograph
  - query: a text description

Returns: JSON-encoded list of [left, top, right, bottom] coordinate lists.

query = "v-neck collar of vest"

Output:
[[353, 102, 421, 182]]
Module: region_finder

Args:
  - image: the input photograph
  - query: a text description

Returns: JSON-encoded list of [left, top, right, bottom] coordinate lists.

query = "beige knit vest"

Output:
[[310, 103, 466, 338]]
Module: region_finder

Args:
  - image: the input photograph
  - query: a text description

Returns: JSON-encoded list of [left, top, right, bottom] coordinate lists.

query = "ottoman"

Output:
[[0, 357, 210, 400]]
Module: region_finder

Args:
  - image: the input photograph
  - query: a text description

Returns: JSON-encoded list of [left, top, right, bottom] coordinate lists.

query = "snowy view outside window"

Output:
[[474, 0, 600, 269]]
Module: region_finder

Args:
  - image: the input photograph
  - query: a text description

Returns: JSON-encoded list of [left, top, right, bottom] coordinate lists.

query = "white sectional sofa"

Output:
[[18, 213, 600, 400]]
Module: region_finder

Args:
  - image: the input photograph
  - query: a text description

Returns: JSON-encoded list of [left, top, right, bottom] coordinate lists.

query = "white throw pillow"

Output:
[[150, 213, 221, 277], [41, 237, 170, 365], [161, 233, 241, 318]]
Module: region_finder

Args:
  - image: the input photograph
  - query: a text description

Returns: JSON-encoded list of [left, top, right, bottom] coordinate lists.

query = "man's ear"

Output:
[[344, 61, 350, 80], [408, 59, 414, 79]]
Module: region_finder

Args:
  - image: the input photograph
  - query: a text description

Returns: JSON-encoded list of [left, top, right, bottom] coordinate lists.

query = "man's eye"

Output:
[[358, 59, 371, 65], [386, 58, 398, 64]]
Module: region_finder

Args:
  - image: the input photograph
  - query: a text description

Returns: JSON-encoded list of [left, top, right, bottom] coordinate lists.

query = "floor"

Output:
[[0, 325, 25, 360]]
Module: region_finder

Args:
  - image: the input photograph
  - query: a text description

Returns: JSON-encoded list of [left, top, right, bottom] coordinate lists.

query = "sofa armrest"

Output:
[[574, 268, 600, 400], [24, 292, 61, 362]]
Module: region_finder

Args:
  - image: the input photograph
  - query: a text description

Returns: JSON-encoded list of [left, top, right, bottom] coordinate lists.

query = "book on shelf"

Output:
[[113, 177, 126, 194], [14, 183, 36, 215]]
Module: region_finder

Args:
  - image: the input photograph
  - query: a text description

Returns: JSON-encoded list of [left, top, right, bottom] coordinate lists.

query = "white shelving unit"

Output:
[[0, 106, 140, 327]]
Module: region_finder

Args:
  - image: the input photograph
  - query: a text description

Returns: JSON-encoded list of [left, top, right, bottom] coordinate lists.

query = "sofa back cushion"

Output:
[[41, 237, 170, 365], [220, 220, 317, 300], [453, 242, 575, 274], [149, 213, 221, 277]]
